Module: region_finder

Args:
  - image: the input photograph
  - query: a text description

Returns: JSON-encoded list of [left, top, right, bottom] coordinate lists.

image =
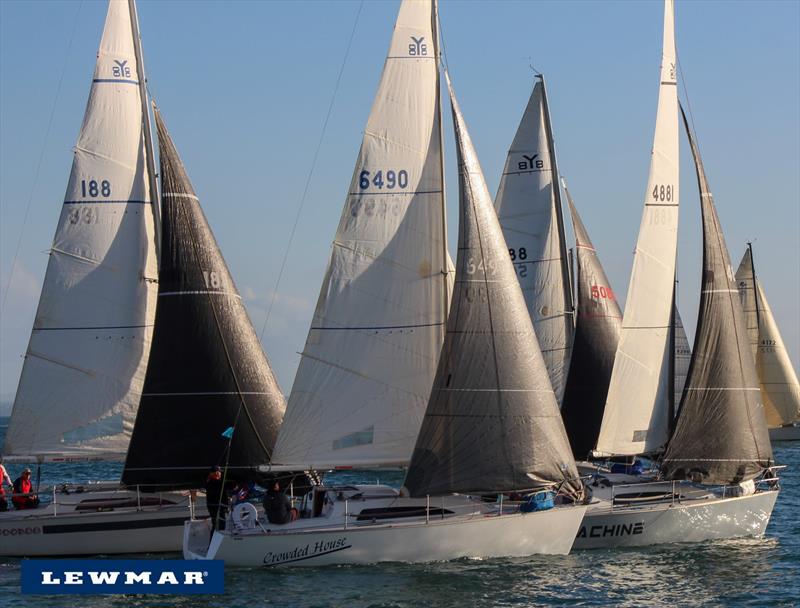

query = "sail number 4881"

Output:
[[359, 170, 408, 190]]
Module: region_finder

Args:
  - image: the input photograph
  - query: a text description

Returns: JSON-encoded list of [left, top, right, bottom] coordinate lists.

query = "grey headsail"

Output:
[[560, 181, 622, 459], [122, 108, 286, 489], [661, 107, 772, 484], [403, 76, 581, 498]]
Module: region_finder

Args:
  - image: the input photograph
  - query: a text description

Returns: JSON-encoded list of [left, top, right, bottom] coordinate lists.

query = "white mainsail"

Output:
[[272, 0, 449, 468], [494, 77, 573, 403], [4, 0, 158, 461], [736, 247, 800, 428], [595, 0, 679, 456]]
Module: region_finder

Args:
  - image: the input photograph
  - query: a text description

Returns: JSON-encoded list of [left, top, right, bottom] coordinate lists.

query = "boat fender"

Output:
[[232, 502, 259, 530], [520, 491, 555, 513]]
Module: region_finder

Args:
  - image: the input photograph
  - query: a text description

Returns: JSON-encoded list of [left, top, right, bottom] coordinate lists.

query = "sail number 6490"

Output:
[[359, 169, 408, 190]]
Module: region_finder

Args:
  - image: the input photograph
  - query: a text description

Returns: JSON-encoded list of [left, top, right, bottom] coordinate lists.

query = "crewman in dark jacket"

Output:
[[204, 466, 229, 534], [263, 481, 297, 524]]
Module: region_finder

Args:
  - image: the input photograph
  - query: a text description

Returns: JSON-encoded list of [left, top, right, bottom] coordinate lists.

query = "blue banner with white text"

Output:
[[21, 559, 224, 595]]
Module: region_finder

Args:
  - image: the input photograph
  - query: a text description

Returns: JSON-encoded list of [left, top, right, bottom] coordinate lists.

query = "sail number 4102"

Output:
[[359, 170, 408, 190]]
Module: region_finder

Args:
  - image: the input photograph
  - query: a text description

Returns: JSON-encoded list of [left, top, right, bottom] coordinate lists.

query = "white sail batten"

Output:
[[272, 0, 449, 468], [735, 248, 800, 427], [595, 0, 679, 456], [494, 80, 573, 403], [4, 0, 157, 461]]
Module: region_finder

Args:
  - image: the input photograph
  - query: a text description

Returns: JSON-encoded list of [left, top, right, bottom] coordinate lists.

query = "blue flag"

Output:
[[221, 426, 234, 439]]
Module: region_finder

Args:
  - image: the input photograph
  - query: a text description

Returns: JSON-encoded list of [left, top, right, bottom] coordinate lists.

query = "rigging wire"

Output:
[[258, 0, 364, 342], [1, 1, 84, 317]]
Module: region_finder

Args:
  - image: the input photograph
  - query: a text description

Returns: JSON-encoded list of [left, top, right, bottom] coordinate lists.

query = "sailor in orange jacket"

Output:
[[12, 468, 39, 510]]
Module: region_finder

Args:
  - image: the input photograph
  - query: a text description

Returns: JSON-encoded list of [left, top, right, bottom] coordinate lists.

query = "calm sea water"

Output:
[[0, 416, 797, 607]]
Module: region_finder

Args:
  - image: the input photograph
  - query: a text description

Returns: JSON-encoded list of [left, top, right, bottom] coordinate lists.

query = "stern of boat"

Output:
[[183, 518, 214, 560]]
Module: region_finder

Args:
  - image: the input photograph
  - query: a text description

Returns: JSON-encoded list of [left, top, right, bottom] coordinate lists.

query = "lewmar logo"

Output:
[[21, 559, 224, 595]]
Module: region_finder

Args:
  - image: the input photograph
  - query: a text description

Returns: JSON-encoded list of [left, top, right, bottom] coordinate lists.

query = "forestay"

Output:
[[595, 0, 679, 456], [4, 0, 157, 461], [403, 76, 581, 498], [662, 109, 772, 485], [494, 77, 573, 403], [273, 0, 449, 468], [121, 110, 286, 489], [560, 183, 622, 459], [736, 248, 800, 427]]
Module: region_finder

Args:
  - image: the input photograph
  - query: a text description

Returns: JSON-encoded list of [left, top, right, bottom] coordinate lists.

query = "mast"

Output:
[[539, 75, 574, 318], [128, 0, 161, 261], [433, 0, 449, 332]]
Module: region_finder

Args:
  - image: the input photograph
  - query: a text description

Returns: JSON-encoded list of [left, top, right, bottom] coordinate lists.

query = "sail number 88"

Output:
[[651, 184, 674, 202], [359, 170, 408, 190]]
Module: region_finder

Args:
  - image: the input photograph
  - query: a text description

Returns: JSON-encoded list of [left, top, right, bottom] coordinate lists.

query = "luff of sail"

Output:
[[404, 76, 581, 498], [661, 108, 772, 484], [272, 0, 449, 469], [595, 0, 679, 456], [4, 0, 157, 461], [494, 77, 574, 403], [735, 247, 800, 428], [560, 182, 622, 459], [121, 109, 286, 489]]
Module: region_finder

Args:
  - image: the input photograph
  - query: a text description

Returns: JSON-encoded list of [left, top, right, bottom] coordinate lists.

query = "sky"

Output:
[[0, 0, 798, 413]]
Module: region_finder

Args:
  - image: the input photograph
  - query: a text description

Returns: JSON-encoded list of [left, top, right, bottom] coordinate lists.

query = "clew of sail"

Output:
[[595, 0, 679, 457], [494, 78, 573, 403], [661, 108, 772, 484], [4, 0, 157, 461], [560, 182, 623, 459], [272, 0, 449, 469], [403, 75, 581, 498], [736, 247, 800, 428], [121, 109, 287, 489]]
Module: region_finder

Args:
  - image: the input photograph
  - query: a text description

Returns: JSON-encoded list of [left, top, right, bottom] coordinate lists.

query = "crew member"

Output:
[[204, 466, 229, 534], [263, 481, 298, 524], [12, 468, 39, 510], [0, 457, 11, 512]]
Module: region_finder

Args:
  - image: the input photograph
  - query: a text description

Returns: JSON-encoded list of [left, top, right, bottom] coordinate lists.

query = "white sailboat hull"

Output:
[[574, 486, 778, 550], [769, 424, 800, 442], [0, 488, 205, 556], [184, 491, 586, 566]]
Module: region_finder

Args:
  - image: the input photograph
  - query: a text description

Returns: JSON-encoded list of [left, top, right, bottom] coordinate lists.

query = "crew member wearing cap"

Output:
[[12, 468, 39, 510], [204, 466, 229, 535]]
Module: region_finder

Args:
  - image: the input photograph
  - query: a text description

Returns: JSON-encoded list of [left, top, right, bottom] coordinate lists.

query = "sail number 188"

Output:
[[81, 179, 111, 198]]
